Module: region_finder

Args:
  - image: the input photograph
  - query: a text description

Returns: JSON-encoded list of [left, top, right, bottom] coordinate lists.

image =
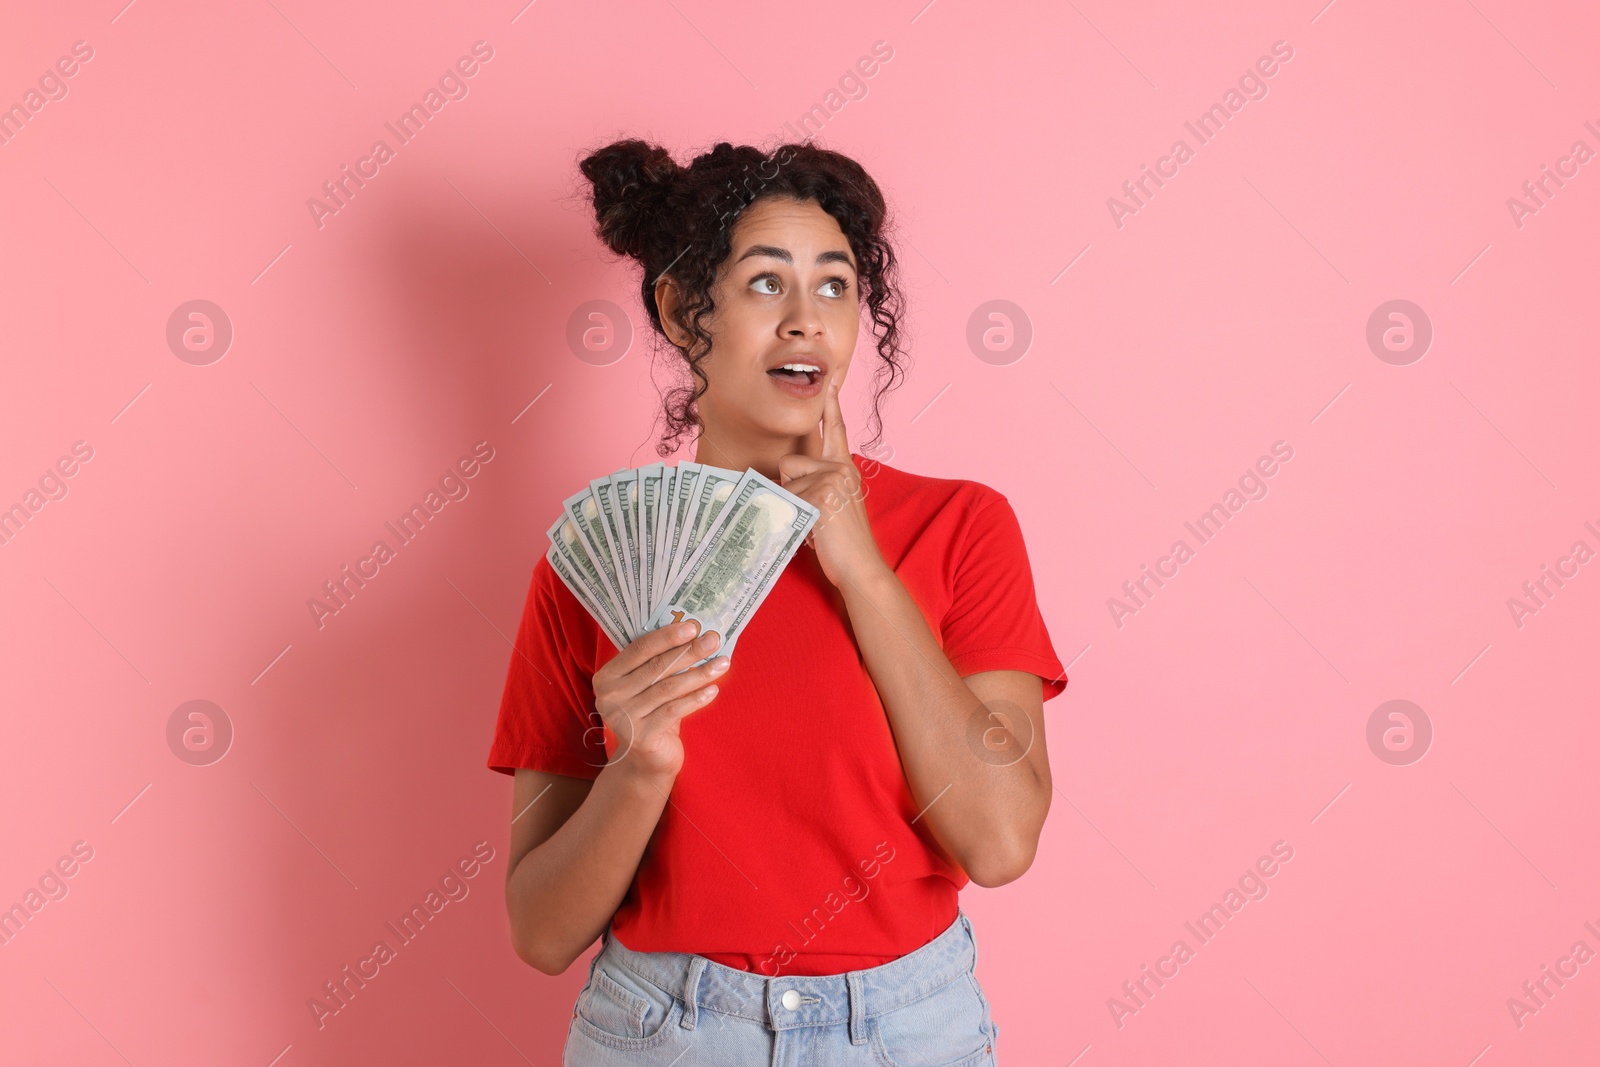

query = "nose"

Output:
[[779, 289, 825, 339]]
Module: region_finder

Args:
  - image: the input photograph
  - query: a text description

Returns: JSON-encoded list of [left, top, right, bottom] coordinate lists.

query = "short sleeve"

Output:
[[940, 493, 1068, 702], [485, 555, 611, 779]]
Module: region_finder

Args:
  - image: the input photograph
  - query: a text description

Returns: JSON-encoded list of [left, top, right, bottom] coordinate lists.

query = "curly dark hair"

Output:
[[576, 138, 908, 457]]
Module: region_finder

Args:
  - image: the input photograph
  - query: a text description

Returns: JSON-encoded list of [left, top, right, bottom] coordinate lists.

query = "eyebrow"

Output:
[[733, 244, 856, 271]]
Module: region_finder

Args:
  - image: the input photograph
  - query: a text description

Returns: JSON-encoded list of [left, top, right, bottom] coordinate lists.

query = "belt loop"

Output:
[[847, 970, 868, 1045], [679, 956, 707, 1030]]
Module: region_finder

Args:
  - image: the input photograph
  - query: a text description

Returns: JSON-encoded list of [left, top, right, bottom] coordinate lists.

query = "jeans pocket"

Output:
[[968, 973, 1000, 1060], [966, 973, 998, 1035], [572, 960, 682, 1051], [869, 971, 994, 1067]]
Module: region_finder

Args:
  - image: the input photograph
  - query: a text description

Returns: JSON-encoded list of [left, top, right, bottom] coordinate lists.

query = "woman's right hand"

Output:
[[591, 620, 729, 783]]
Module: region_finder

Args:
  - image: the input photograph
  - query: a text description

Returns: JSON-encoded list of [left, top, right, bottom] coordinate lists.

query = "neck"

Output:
[[692, 426, 831, 480]]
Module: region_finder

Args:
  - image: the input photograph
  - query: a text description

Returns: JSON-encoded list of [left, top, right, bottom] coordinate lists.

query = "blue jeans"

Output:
[[563, 908, 1001, 1066]]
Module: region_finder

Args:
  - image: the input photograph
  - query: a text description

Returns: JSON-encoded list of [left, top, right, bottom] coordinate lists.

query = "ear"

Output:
[[654, 275, 687, 348]]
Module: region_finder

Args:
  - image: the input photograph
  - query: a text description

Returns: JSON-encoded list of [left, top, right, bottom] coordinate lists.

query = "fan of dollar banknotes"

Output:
[[546, 463, 821, 661]]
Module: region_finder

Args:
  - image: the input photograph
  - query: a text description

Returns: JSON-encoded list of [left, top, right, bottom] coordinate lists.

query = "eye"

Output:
[[819, 277, 850, 298], [750, 274, 781, 294]]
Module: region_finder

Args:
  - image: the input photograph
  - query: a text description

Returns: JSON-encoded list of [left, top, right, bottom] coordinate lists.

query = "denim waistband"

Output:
[[596, 908, 976, 1035]]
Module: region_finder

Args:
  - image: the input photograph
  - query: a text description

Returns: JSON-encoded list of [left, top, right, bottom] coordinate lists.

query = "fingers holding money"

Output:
[[635, 647, 729, 718], [591, 621, 728, 781], [599, 621, 704, 688], [597, 622, 724, 706], [635, 627, 725, 690]]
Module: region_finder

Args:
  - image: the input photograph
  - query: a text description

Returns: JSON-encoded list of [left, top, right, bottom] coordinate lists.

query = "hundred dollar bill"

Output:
[[548, 514, 630, 643], [664, 464, 742, 599], [546, 518, 629, 650], [651, 464, 675, 611], [657, 462, 704, 605], [589, 476, 639, 634], [686, 466, 742, 556], [610, 470, 643, 624], [649, 470, 818, 664], [636, 463, 665, 623], [655, 462, 713, 609], [561, 484, 630, 630]]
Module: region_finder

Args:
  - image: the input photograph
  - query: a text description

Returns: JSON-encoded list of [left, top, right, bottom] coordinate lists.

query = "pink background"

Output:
[[3, 0, 1598, 1063]]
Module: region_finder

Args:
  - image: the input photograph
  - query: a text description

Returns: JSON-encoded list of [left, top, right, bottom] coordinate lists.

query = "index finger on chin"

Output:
[[821, 376, 850, 460]]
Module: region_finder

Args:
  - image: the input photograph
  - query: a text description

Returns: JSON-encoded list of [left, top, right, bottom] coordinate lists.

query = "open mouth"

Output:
[[767, 362, 823, 386]]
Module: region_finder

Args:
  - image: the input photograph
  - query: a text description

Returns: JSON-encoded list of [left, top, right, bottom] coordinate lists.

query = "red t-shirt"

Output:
[[486, 454, 1067, 975]]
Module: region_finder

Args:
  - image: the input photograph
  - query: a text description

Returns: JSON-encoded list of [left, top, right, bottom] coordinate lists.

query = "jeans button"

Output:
[[781, 989, 801, 1010]]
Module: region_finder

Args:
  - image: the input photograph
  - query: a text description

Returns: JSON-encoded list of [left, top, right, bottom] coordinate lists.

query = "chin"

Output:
[[709, 392, 821, 443], [756, 416, 818, 440]]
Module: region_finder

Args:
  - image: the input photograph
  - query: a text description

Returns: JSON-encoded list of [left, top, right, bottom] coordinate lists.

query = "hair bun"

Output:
[[578, 139, 681, 260], [691, 139, 763, 175]]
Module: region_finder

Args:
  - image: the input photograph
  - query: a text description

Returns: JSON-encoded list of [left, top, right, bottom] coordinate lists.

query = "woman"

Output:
[[487, 138, 1068, 1065]]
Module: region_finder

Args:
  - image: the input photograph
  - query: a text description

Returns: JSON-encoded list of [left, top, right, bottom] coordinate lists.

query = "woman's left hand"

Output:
[[778, 378, 890, 589]]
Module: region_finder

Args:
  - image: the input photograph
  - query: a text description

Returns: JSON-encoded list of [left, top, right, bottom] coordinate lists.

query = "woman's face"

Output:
[[660, 196, 861, 444]]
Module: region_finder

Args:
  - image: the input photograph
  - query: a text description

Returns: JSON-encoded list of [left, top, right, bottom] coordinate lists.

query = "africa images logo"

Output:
[[306, 41, 495, 230], [306, 842, 495, 1029]]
